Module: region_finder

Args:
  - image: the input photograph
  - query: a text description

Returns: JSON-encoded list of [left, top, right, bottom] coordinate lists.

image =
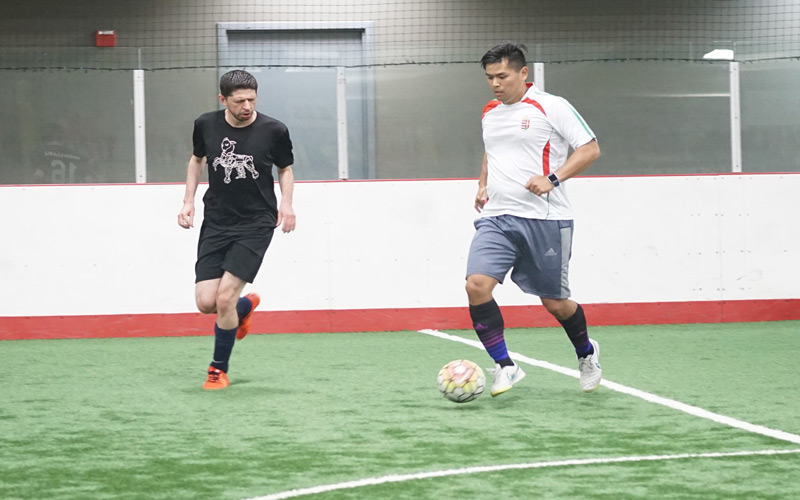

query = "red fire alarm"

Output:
[[95, 30, 116, 47]]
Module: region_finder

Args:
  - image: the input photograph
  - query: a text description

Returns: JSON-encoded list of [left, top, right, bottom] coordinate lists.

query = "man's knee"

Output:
[[195, 281, 220, 314], [196, 295, 216, 314], [465, 277, 482, 296], [466, 274, 495, 303], [541, 298, 576, 321], [196, 299, 216, 315], [215, 287, 239, 316]]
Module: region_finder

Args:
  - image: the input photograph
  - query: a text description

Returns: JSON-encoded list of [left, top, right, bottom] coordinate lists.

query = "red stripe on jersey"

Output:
[[522, 97, 547, 116], [482, 100, 502, 119], [542, 141, 551, 175], [521, 97, 550, 173]]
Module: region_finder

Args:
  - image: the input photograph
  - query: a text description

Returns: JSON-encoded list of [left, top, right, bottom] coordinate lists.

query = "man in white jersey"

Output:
[[466, 42, 602, 396]]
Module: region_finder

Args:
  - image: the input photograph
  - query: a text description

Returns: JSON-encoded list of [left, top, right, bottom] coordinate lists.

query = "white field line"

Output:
[[245, 449, 800, 500], [418, 328, 800, 446]]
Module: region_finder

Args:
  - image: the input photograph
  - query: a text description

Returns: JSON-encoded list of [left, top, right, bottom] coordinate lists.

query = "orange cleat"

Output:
[[236, 293, 261, 340], [203, 366, 230, 390]]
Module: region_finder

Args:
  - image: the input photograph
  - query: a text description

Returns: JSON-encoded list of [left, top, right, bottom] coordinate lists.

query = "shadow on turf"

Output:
[[180, 378, 296, 394], [434, 388, 530, 409]]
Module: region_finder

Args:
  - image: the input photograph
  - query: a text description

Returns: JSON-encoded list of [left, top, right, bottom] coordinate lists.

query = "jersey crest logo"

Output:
[[212, 137, 259, 184], [521, 117, 531, 130]]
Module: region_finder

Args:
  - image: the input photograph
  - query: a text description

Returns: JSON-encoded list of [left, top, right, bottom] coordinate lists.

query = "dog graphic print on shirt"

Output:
[[211, 137, 260, 184]]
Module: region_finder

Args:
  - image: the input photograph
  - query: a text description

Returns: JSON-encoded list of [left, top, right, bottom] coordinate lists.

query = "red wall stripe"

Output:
[[1, 299, 797, 340]]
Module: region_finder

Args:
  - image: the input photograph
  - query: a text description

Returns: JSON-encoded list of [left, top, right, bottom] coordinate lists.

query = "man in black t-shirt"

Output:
[[178, 70, 296, 390]]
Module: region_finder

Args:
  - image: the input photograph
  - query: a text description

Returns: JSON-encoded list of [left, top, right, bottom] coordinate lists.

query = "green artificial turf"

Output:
[[1, 321, 798, 499]]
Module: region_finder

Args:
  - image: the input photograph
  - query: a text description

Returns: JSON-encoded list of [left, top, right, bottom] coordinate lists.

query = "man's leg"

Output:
[[195, 278, 220, 314], [214, 271, 247, 330], [541, 298, 601, 392], [466, 274, 525, 396], [466, 274, 510, 365], [540, 298, 590, 355], [201, 272, 246, 390], [222, 231, 272, 340]]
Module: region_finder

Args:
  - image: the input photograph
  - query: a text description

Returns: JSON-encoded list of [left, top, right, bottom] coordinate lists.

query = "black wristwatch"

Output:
[[547, 172, 560, 187]]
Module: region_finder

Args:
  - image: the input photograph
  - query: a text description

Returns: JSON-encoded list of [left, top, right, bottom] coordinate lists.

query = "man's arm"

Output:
[[474, 153, 489, 212], [177, 155, 205, 228], [276, 165, 296, 233], [524, 139, 600, 196]]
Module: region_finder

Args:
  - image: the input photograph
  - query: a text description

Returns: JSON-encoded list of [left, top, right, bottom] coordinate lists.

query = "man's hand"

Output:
[[524, 175, 554, 196], [177, 201, 194, 228], [277, 202, 296, 233], [474, 186, 488, 212]]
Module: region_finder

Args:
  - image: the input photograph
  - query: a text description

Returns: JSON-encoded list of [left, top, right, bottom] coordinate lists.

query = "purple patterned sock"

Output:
[[558, 304, 593, 358], [470, 300, 513, 366]]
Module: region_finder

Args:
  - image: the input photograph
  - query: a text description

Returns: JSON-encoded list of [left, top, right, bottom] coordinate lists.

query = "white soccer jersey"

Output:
[[480, 83, 596, 220]]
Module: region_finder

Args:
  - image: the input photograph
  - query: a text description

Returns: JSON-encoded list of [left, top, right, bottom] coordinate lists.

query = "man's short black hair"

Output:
[[219, 70, 258, 97], [481, 42, 528, 71]]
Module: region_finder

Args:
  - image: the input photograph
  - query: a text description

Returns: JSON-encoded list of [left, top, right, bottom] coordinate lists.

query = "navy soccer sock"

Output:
[[558, 304, 593, 358], [470, 299, 514, 367], [210, 323, 237, 373], [236, 295, 253, 320]]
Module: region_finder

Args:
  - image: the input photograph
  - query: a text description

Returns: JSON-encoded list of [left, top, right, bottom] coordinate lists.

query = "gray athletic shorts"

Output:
[[466, 215, 573, 299]]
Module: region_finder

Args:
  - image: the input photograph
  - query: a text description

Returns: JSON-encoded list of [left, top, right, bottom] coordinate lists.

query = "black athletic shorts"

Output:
[[195, 221, 275, 283]]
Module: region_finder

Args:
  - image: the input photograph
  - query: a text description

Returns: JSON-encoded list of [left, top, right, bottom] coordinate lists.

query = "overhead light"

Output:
[[703, 49, 734, 60]]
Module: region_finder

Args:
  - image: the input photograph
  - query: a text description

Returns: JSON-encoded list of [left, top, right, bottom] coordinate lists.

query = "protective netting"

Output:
[[3, 1, 800, 185], [1, 0, 800, 70]]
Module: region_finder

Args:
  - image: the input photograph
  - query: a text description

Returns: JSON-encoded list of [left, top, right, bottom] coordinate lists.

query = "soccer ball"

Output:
[[437, 359, 485, 403]]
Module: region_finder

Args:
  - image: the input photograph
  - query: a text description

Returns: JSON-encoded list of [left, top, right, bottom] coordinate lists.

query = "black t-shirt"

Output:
[[192, 110, 294, 228]]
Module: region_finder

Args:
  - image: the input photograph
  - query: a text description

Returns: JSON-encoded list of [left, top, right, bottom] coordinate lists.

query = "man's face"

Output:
[[484, 59, 528, 105], [219, 89, 257, 124]]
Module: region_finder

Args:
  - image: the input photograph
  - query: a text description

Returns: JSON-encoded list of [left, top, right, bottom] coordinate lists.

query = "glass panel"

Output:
[[740, 60, 800, 173], [145, 65, 374, 182], [219, 29, 371, 181], [7, 61, 794, 184], [0, 70, 135, 184], [145, 68, 219, 183], [252, 66, 340, 181], [345, 66, 371, 180], [374, 63, 487, 179], [544, 61, 732, 175]]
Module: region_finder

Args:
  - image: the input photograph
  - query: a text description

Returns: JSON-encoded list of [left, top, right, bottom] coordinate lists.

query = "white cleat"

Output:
[[489, 363, 526, 397], [578, 339, 602, 392]]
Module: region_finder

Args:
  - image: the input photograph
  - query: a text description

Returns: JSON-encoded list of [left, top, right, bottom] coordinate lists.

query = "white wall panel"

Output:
[[568, 176, 727, 303], [1, 174, 798, 317], [718, 174, 800, 299]]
